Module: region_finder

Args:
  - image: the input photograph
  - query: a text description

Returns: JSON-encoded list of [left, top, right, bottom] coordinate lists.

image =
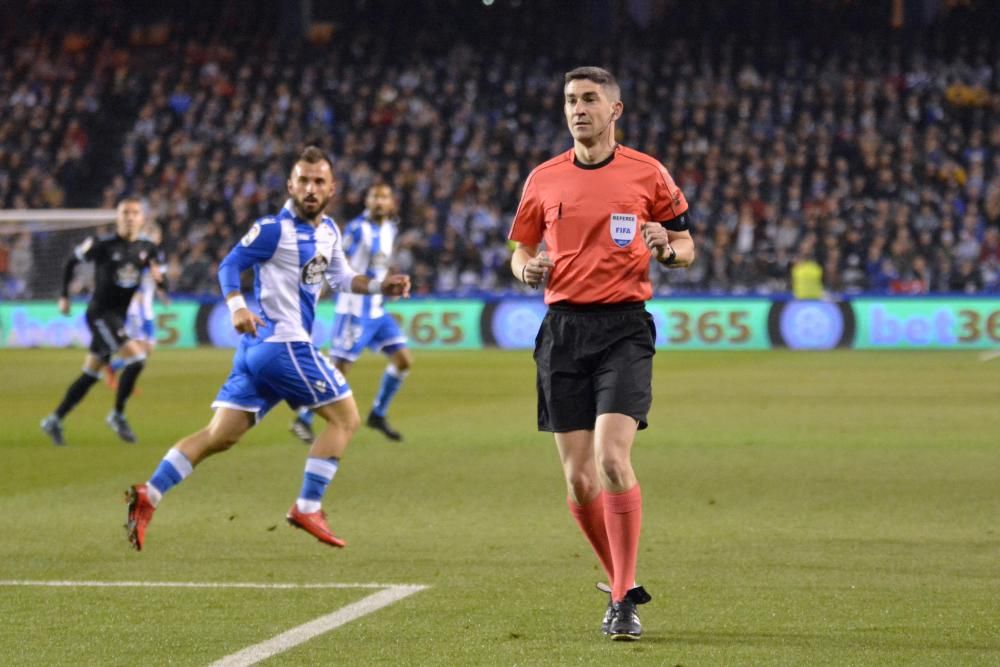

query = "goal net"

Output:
[[0, 209, 115, 300]]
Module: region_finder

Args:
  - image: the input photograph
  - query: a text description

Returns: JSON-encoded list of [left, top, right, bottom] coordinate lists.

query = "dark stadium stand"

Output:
[[1, 0, 998, 297]]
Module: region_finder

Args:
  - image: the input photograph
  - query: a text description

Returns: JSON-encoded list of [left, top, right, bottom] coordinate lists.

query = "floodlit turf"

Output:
[[1, 348, 998, 665]]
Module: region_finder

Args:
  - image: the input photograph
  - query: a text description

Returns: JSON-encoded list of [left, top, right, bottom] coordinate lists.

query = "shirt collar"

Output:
[[572, 146, 618, 170]]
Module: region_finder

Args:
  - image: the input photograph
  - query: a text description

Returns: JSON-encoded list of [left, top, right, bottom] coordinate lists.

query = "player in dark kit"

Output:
[[40, 197, 166, 445]]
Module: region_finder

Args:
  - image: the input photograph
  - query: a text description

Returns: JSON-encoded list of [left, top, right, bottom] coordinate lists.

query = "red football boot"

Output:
[[125, 484, 155, 551], [286, 505, 347, 548]]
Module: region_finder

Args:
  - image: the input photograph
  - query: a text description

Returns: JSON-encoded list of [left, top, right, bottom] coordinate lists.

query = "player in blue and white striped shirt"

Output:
[[290, 184, 412, 443], [124, 147, 410, 551]]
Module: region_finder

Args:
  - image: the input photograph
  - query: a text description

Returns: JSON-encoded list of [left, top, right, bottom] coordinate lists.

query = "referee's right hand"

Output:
[[524, 252, 554, 287], [232, 308, 265, 336], [58, 297, 70, 315]]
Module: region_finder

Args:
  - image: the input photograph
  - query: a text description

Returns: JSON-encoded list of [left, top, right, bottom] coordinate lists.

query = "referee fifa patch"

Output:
[[610, 213, 637, 247]]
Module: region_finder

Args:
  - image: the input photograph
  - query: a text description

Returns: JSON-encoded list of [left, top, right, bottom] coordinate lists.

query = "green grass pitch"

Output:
[[1, 348, 998, 665]]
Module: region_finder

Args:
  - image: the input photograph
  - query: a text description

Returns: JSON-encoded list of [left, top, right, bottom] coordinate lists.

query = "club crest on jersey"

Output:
[[301, 254, 329, 285], [241, 223, 261, 247], [610, 213, 638, 247], [116, 264, 140, 288]]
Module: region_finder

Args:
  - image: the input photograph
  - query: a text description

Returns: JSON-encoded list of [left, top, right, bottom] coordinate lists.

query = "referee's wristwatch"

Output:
[[659, 244, 677, 265]]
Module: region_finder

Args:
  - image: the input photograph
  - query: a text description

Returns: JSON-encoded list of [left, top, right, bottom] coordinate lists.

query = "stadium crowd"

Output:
[[2, 0, 999, 298]]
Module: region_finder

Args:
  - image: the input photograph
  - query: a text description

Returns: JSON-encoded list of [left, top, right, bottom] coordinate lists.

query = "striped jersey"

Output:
[[218, 200, 357, 343], [127, 233, 163, 323], [127, 269, 156, 323], [334, 211, 398, 318]]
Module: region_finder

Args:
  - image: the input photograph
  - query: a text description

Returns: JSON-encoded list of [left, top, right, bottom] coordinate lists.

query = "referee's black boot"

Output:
[[598, 583, 650, 636], [608, 598, 642, 641], [106, 411, 137, 444], [366, 412, 402, 441]]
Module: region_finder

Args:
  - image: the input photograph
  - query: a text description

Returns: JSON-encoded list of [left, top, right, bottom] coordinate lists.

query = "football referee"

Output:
[[508, 66, 696, 641], [41, 197, 166, 445]]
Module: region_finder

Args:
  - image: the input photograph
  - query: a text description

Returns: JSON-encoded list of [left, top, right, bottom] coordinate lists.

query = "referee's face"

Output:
[[564, 79, 620, 145], [116, 201, 145, 241], [288, 160, 336, 222]]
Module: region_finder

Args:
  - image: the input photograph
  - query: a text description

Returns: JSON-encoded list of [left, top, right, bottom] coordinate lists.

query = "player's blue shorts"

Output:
[[330, 313, 407, 362], [212, 339, 352, 421]]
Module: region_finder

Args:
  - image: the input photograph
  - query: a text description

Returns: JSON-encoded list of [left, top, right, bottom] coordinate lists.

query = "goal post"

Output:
[[0, 208, 116, 300]]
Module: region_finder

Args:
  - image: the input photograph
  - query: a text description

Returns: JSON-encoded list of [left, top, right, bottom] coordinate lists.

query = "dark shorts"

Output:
[[86, 309, 129, 360], [533, 301, 656, 432]]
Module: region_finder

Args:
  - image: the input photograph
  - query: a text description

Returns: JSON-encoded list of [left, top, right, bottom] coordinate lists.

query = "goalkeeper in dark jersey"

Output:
[[40, 197, 166, 445]]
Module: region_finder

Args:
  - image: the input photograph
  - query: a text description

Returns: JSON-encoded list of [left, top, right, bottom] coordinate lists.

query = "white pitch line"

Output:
[[209, 584, 428, 667], [0, 580, 401, 590], [1, 579, 429, 666]]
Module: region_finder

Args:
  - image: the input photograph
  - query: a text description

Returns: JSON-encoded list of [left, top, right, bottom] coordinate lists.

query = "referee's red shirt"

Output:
[[508, 145, 688, 305]]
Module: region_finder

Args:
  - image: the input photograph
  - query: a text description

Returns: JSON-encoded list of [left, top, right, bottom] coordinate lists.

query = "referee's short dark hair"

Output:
[[297, 145, 334, 171], [564, 66, 621, 100]]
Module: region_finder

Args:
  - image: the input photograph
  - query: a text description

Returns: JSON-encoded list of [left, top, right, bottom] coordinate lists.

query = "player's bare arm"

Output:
[[149, 261, 172, 306], [349, 273, 411, 299], [59, 247, 83, 315]]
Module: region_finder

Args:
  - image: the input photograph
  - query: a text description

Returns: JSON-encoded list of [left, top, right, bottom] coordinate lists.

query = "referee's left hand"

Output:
[[641, 222, 671, 260]]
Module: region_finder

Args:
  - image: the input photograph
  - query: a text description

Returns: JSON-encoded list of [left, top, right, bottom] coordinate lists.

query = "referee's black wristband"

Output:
[[658, 245, 677, 266]]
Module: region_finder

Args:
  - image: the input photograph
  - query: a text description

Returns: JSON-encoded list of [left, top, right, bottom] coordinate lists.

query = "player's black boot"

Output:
[[290, 415, 315, 444], [106, 411, 137, 443], [40, 415, 65, 446], [366, 412, 402, 441]]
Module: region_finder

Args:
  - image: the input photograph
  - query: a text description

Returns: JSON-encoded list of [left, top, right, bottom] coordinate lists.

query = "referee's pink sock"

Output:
[[567, 493, 615, 586], [604, 484, 642, 602]]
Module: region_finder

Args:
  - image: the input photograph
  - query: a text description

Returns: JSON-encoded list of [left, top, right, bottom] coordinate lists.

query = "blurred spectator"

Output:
[[8, 232, 34, 298], [2, 0, 999, 297], [791, 249, 824, 300]]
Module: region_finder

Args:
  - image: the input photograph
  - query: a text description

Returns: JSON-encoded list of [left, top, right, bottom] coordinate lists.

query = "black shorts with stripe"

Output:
[[533, 301, 656, 433], [86, 308, 128, 360]]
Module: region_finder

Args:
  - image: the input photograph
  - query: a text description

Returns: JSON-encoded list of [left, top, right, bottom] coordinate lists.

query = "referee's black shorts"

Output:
[[533, 301, 656, 433], [85, 308, 128, 360]]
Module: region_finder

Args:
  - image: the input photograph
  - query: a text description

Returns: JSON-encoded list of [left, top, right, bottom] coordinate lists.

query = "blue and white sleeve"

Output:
[[324, 228, 359, 293], [342, 220, 363, 259], [218, 218, 281, 296]]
